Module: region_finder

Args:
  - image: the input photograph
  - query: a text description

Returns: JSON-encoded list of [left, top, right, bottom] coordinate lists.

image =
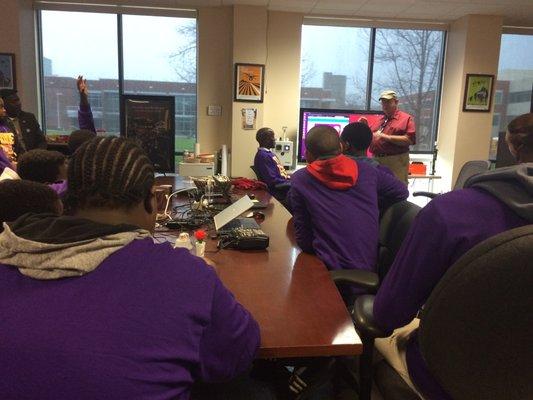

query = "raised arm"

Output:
[[77, 75, 96, 133]]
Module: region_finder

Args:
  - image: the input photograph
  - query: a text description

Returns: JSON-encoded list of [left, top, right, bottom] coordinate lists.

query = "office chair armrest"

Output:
[[329, 270, 379, 293], [274, 182, 291, 192], [412, 191, 439, 199], [353, 295, 390, 339]]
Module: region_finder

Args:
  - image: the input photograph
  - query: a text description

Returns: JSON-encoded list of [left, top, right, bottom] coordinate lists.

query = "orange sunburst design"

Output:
[[237, 65, 262, 97]]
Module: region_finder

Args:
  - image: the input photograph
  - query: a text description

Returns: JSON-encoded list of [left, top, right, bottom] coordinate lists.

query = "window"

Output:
[[40, 11, 119, 136], [39, 10, 197, 157], [492, 113, 500, 127], [491, 33, 533, 155], [300, 25, 370, 110], [494, 90, 503, 105], [372, 29, 445, 152], [122, 15, 197, 155], [300, 25, 446, 152]]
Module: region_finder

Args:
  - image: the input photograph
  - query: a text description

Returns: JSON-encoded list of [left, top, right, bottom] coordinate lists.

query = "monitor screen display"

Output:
[[297, 108, 384, 163]]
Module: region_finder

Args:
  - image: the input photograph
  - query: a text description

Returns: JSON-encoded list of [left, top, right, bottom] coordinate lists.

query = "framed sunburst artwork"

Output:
[[234, 63, 265, 103]]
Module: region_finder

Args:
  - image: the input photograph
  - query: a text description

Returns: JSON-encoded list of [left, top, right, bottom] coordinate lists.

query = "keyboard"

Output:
[[219, 217, 261, 231], [218, 218, 269, 250]]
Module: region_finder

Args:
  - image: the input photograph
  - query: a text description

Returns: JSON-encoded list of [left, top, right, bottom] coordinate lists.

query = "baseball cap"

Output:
[[379, 90, 397, 101]]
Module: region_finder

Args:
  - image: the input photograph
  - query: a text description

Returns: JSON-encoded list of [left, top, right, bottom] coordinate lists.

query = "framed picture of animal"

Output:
[[463, 74, 494, 112], [234, 63, 265, 103]]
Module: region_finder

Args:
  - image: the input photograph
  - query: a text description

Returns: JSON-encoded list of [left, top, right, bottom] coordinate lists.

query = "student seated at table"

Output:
[[16, 149, 68, 196], [290, 125, 408, 276], [342, 122, 384, 168], [0, 179, 62, 229], [0, 137, 260, 400], [254, 127, 290, 194], [372, 112, 533, 399]]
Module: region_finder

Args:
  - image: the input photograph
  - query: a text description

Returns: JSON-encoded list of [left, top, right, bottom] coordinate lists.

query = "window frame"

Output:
[[300, 22, 447, 154], [36, 7, 198, 157]]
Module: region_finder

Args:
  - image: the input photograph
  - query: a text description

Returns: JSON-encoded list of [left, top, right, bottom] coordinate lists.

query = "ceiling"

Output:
[[174, 0, 533, 26]]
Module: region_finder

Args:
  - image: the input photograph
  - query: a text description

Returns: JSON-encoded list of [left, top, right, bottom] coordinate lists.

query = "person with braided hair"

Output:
[[0, 137, 260, 400]]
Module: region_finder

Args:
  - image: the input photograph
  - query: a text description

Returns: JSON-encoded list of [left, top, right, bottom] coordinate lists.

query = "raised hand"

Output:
[[77, 75, 88, 95]]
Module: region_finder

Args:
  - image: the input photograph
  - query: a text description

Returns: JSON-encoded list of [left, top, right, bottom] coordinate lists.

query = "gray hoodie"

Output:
[[465, 162, 533, 222]]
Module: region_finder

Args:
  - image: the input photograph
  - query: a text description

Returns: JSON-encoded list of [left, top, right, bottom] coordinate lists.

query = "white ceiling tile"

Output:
[[313, 2, 364, 12], [222, 0, 268, 5], [398, 2, 462, 17], [451, 3, 506, 16], [353, 8, 403, 17], [268, 0, 315, 13], [311, 8, 358, 15]]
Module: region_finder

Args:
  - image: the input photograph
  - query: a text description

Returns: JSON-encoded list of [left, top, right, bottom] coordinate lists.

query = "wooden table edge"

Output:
[[258, 343, 363, 359]]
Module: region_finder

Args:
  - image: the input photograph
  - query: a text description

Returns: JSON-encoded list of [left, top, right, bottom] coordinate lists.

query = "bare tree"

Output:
[[373, 29, 443, 150], [169, 21, 197, 83], [300, 53, 317, 87], [346, 71, 370, 109]]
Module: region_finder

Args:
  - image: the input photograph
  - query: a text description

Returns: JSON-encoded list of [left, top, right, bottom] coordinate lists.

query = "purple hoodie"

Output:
[[0, 214, 260, 399], [253, 148, 290, 190], [374, 164, 533, 399], [78, 103, 96, 133], [290, 155, 408, 273]]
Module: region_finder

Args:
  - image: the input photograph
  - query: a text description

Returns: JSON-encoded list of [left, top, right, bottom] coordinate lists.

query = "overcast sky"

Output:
[[42, 10, 533, 85], [41, 11, 194, 81]]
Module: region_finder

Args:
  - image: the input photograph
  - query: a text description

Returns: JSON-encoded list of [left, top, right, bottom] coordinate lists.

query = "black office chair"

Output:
[[413, 160, 490, 199], [330, 200, 422, 294], [353, 224, 533, 400], [250, 165, 291, 203], [329, 201, 421, 399]]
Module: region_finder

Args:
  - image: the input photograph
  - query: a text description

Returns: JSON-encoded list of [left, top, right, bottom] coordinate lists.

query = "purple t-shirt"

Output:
[[374, 188, 529, 399], [290, 160, 408, 272], [0, 238, 260, 399]]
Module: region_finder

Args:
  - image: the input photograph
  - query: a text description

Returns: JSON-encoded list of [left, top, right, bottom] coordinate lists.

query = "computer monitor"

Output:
[[297, 108, 384, 163]]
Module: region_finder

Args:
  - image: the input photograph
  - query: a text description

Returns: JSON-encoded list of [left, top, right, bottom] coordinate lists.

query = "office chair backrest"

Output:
[[453, 160, 491, 190], [377, 201, 421, 280], [419, 225, 533, 400], [250, 165, 263, 182]]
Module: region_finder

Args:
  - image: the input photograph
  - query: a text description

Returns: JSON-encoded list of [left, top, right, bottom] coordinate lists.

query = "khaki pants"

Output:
[[374, 318, 425, 399], [375, 153, 410, 184]]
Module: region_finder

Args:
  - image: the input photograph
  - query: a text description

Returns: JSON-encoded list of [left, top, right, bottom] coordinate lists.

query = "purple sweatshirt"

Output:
[[374, 187, 530, 399], [290, 155, 408, 272], [253, 148, 290, 190], [0, 215, 259, 399], [78, 103, 96, 133], [49, 180, 68, 197]]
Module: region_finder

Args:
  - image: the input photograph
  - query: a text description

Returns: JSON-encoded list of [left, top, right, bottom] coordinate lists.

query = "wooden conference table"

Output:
[[156, 175, 362, 359]]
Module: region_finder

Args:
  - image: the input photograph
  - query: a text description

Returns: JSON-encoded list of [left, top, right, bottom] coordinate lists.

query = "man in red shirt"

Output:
[[361, 90, 416, 184]]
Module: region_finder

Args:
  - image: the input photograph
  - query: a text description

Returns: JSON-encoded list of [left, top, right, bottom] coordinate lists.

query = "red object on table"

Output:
[[409, 162, 427, 175]]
